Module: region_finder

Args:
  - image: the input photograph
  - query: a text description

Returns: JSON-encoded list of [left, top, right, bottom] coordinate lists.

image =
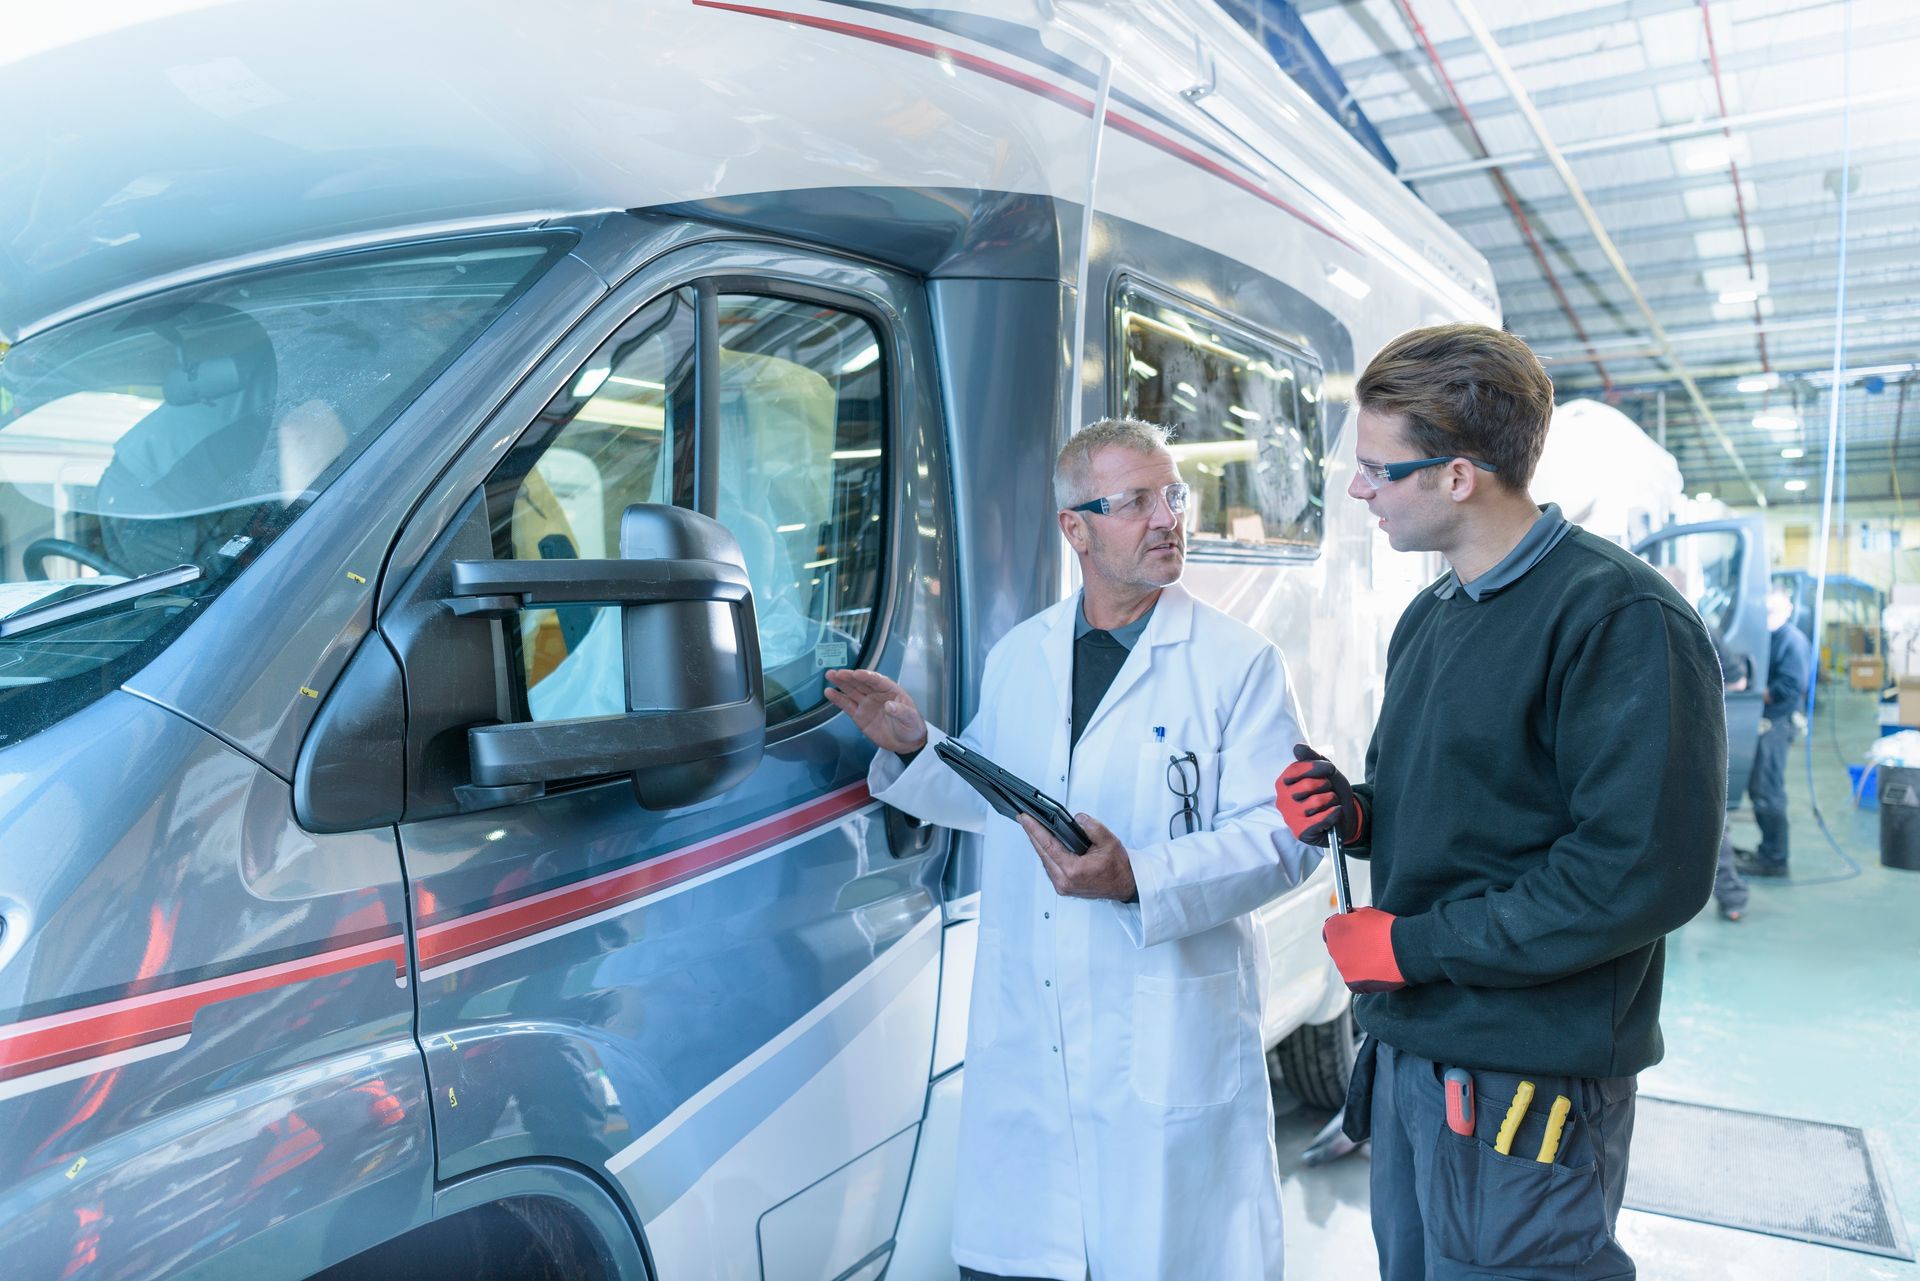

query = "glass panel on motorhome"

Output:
[[492, 290, 698, 723], [1114, 281, 1326, 559], [493, 289, 885, 730], [1645, 529, 1744, 640], [716, 294, 885, 723], [0, 236, 561, 748]]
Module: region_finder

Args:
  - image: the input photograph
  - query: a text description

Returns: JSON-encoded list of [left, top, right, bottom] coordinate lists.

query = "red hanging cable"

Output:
[[1699, 0, 1772, 372]]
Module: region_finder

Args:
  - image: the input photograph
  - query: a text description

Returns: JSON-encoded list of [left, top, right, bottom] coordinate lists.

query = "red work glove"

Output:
[[1323, 908, 1406, 993], [1276, 743, 1363, 846]]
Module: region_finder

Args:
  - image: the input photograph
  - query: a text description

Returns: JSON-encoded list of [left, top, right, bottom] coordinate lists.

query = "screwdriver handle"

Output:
[[1443, 1068, 1475, 1137], [1537, 1095, 1572, 1163], [1494, 1080, 1535, 1156]]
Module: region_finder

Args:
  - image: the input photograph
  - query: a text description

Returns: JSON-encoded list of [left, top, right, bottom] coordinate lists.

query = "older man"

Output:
[[826, 418, 1313, 1281]]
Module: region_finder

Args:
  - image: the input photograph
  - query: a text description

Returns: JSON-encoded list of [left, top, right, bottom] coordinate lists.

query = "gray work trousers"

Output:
[[1361, 1039, 1639, 1280], [1715, 827, 1750, 912], [1747, 720, 1795, 866]]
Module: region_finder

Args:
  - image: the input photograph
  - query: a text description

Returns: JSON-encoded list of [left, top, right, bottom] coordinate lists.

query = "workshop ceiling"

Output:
[[1292, 0, 1920, 507]]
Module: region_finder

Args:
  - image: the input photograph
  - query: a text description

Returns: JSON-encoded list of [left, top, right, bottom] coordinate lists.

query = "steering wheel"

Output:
[[22, 537, 128, 581]]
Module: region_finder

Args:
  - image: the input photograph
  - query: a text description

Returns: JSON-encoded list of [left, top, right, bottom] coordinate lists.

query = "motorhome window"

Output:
[[715, 294, 884, 723], [492, 290, 699, 722], [493, 290, 885, 729], [1113, 281, 1325, 559], [0, 235, 562, 749], [1645, 530, 1743, 640]]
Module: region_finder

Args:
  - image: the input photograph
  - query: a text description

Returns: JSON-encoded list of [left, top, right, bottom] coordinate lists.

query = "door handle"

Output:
[[884, 805, 940, 860]]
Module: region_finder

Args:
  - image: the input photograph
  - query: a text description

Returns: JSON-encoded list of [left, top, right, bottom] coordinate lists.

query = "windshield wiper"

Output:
[[0, 564, 204, 639]]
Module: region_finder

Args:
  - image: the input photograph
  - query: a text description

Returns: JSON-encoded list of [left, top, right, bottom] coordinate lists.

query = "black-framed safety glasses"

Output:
[[1167, 751, 1199, 837], [1355, 455, 1498, 491]]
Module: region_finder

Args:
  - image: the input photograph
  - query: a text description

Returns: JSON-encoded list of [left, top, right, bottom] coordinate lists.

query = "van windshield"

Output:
[[0, 234, 564, 748]]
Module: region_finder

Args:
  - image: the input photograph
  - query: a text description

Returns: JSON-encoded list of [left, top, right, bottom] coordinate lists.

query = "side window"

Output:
[[490, 290, 697, 723], [715, 294, 885, 722], [1644, 530, 1743, 639], [487, 286, 885, 729], [1113, 278, 1326, 559]]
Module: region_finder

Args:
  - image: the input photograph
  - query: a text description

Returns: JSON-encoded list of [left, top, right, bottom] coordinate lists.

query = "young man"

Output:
[[827, 419, 1313, 1281], [1277, 325, 1725, 1281]]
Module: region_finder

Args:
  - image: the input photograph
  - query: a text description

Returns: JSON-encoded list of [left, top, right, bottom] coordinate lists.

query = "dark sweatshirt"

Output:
[[1765, 622, 1812, 714], [1348, 527, 1726, 1079]]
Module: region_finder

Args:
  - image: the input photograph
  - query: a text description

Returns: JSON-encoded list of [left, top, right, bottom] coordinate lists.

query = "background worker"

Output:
[[827, 418, 1314, 1281], [1735, 588, 1813, 879], [1277, 324, 1726, 1281], [1654, 563, 1753, 921]]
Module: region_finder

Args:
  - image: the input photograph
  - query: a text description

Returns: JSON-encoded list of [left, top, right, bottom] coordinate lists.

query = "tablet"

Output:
[[933, 739, 1092, 855]]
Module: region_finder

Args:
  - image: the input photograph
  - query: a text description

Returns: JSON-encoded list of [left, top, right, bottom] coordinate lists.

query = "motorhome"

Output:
[[0, 3, 1497, 1277]]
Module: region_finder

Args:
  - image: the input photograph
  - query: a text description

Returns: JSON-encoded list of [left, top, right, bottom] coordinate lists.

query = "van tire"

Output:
[[1270, 1001, 1357, 1112]]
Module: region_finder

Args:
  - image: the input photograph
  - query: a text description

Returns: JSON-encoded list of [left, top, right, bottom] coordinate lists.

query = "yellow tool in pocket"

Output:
[[1537, 1095, 1572, 1163], [1493, 1080, 1535, 1155]]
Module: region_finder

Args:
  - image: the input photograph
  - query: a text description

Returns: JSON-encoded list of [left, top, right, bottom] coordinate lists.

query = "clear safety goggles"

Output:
[[1068, 481, 1191, 520]]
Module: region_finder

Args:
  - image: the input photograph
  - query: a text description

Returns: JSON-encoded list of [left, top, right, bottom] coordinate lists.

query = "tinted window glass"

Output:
[[492, 289, 886, 729], [1646, 530, 1743, 639], [1115, 279, 1326, 559], [492, 290, 698, 722], [0, 236, 562, 747], [716, 294, 884, 721]]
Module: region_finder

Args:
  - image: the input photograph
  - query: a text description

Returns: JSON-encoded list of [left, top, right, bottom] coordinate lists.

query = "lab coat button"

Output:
[[1043, 912, 1051, 920]]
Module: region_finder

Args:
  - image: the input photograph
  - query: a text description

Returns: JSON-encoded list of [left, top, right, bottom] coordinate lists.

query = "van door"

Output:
[[381, 247, 955, 1280], [1635, 516, 1770, 804]]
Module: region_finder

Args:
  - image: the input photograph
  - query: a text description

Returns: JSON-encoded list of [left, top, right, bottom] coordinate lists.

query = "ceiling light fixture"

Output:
[[1736, 374, 1778, 393], [1753, 413, 1798, 432], [1783, 479, 1809, 492], [1781, 447, 1805, 459], [1718, 288, 1760, 305]]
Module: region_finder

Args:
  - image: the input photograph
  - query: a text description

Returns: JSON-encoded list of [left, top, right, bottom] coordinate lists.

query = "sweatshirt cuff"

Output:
[[1344, 785, 1375, 858], [1389, 912, 1446, 986]]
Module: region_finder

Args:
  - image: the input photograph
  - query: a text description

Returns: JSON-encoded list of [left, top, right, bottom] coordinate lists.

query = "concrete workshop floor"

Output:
[[1273, 686, 1920, 1280]]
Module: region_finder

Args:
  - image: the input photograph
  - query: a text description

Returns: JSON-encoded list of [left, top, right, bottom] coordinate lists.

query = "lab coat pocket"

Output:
[[1429, 1127, 1614, 1276], [1140, 746, 1219, 840], [1130, 969, 1242, 1108]]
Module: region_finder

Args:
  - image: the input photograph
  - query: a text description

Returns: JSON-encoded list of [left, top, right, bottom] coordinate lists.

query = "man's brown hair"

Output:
[[1354, 323, 1554, 492]]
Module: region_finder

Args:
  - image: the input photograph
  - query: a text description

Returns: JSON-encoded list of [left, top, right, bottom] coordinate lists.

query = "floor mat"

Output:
[[1624, 1096, 1913, 1259]]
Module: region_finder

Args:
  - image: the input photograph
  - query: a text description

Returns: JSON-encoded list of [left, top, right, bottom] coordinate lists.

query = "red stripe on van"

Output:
[[0, 935, 408, 1086], [692, 0, 1360, 252], [415, 781, 875, 972], [694, 1, 1100, 117]]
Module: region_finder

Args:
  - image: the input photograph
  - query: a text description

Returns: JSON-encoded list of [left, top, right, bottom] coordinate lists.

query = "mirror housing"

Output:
[[447, 504, 765, 810]]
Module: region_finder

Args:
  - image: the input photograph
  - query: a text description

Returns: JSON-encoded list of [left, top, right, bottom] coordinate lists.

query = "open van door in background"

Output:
[[1635, 516, 1771, 806]]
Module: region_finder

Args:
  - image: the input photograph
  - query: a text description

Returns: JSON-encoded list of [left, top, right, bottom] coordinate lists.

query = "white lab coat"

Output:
[[869, 584, 1317, 1281]]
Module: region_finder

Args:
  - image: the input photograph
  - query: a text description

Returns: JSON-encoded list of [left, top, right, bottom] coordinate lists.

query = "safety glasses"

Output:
[[1069, 482, 1191, 520], [1355, 456, 1498, 491]]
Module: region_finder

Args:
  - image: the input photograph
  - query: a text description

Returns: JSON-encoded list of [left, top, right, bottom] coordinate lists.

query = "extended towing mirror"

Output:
[[447, 504, 765, 810]]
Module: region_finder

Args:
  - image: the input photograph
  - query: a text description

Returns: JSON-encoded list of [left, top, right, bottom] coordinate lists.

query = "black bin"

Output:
[[1878, 765, 1920, 871]]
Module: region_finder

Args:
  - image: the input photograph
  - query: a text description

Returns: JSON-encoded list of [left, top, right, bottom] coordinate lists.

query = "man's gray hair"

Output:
[[1053, 417, 1174, 509]]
